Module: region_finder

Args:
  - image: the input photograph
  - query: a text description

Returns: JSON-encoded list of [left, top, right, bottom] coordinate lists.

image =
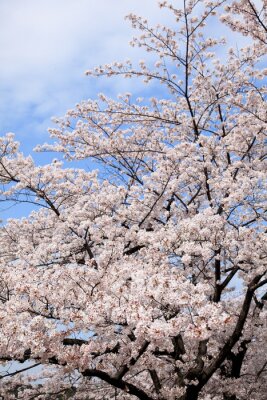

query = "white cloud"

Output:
[[0, 0, 164, 140], [1, 0, 157, 79]]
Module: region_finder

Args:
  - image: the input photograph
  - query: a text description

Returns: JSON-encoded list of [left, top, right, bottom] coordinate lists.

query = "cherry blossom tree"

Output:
[[0, 1, 266, 399]]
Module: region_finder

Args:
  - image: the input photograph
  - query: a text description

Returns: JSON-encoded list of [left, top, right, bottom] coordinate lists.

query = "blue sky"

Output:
[[0, 0, 171, 219], [0, 0, 169, 160]]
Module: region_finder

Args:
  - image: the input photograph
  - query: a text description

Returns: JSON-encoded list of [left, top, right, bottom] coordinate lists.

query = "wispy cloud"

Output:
[[0, 0, 163, 145]]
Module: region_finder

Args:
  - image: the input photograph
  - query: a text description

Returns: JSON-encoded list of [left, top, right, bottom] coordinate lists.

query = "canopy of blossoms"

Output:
[[0, 1, 266, 399]]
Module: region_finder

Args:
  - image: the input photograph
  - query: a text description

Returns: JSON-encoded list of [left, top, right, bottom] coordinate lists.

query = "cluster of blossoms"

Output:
[[0, 1, 266, 399]]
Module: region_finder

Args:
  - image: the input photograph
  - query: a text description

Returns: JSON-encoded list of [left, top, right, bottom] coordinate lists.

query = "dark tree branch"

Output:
[[82, 368, 154, 400], [115, 340, 150, 380]]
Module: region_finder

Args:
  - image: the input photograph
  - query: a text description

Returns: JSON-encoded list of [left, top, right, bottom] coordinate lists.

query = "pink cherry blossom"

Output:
[[0, 1, 266, 399]]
